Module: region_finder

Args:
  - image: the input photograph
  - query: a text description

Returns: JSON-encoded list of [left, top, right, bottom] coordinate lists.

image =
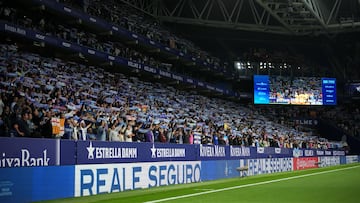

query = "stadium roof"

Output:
[[119, 0, 360, 36]]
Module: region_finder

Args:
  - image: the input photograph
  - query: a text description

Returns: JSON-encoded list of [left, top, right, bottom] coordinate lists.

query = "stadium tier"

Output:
[[0, 43, 339, 149], [1, 0, 360, 202]]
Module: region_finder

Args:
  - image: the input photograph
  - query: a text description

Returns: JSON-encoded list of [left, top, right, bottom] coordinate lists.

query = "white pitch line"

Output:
[[144, 165, 360, 203], [193, 189, 214, 191]]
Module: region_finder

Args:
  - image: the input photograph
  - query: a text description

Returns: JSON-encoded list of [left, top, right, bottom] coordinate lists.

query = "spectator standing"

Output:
[[63, 118, 73, 139], [144, 128, 153, 142], [177, 127, 184, 144], [40, 111, 53, 138], [213, 132, 219, 145], [183, 129, 190, 144], [72, 119, 80, 140], [109, 123, 125, 142], [79, 120, 92, 140], [1, 106, 11, 137], [188, 130, 194, 144], [124, 124, 134, 142], [96, 120, 107, 141], [10, 96, 18, 115], [13, 110, 31, 137]]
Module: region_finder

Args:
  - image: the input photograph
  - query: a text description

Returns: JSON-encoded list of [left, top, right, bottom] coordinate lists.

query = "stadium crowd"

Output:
[[0, 43, 339, 150], [1, 5, 173, 72], [0, 0, 356, 151], [319, 104, 360, 138], [59, 0, 231, 73]]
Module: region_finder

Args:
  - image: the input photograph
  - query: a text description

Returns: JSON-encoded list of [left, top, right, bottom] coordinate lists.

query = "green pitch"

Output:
[[42, 163, 360, 203]]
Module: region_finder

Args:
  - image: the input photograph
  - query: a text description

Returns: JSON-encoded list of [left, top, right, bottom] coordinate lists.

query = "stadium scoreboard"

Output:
[[254, 75, 336, 105]]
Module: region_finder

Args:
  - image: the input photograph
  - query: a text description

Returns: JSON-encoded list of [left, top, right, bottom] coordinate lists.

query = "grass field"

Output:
[[42, 163, 360, 203]]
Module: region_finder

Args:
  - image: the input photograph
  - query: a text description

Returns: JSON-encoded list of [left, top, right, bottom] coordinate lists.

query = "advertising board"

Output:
[[74, 161, 201, 197], [293, 157, 319, 170]]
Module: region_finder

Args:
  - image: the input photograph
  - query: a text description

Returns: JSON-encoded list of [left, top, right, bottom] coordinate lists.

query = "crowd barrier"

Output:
[[0, 137, 354, 203], [0, 137, 346, 167]]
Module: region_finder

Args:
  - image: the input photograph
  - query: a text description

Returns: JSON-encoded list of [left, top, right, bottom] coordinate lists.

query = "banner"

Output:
[[0, 137, 55, 168], [294, 118, 319, 127], [318, 156, 340, 168], [228, 146, 252, 158], [303, 149, 316, 157], [256, 147, 292, 158], [77, 143, 255, 164], [345, 155, 358, 164], [74, 161, 201, 197], [332, 150, 346, 156], [316, 150, 329, 156], [293, 157, 319, 170], [238, 158, 293, 176], [76, 141, 196, 164], [0, 137, 75, 168], [0, 137, 346, 167]]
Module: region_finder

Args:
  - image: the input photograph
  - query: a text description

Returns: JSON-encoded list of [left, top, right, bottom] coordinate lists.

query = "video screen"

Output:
[[254, 75, 336, 105]]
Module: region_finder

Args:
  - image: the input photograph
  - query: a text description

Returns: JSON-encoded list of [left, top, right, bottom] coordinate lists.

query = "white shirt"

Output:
[[125, 128, 133, 142], [109, 129, 120, 142]]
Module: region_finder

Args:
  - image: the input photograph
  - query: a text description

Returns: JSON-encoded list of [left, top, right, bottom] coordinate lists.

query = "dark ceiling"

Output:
[[163, 22, 359, 62]]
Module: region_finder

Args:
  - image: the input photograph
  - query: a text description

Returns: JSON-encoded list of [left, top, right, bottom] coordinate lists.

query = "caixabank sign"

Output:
[[0, 137, 76, 168], [0, 138, 60, 168], [0, 138, 54, 167]]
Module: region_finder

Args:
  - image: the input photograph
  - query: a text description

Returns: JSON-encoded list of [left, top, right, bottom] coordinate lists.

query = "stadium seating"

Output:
[[0, 43, 342, 150], [0, 0, 352, 150]]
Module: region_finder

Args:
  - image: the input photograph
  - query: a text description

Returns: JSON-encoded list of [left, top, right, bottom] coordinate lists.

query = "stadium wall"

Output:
[[0, 137, 354, 203]]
